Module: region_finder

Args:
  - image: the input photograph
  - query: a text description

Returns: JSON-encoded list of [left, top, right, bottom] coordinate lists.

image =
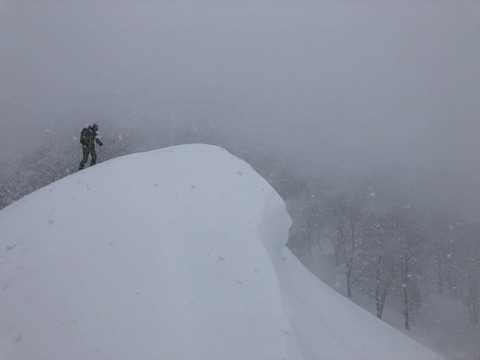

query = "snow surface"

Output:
[[0, 144, 443, 360]]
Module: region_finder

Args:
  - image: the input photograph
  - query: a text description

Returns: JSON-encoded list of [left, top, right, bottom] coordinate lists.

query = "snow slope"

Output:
[[0, 144, 442, 360]]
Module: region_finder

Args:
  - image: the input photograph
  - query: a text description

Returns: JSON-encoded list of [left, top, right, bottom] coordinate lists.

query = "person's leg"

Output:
[[90, 148, 97, 166], [79, 146, 89, 170]]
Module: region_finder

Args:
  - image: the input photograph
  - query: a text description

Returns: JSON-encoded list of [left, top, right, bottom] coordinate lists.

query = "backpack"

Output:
[[80, 128, 90, 146]]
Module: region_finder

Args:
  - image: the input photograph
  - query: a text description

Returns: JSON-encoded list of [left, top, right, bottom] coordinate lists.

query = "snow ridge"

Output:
[[0, 145, 443, 360]]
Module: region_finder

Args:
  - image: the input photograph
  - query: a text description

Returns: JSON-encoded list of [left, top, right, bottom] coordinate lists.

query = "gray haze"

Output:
[[1, 1, 480, 212]]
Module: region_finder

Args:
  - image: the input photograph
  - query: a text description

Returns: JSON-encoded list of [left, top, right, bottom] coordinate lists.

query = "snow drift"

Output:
[[0, 144, 442, 360]]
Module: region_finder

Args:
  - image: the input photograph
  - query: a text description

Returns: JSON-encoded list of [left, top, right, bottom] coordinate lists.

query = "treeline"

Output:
[[0, 121, 478, 332], [267, 166, 480, 331]]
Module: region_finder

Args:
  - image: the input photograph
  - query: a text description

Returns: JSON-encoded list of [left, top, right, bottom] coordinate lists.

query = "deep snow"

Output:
[[0, 144, 443, 360]]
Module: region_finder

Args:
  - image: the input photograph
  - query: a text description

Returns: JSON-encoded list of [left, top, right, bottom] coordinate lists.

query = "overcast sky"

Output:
[[1, 0, 479, 210]]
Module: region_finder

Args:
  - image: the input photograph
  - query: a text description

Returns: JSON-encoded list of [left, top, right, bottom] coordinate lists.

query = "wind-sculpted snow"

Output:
[[0, 145, 442, 360]]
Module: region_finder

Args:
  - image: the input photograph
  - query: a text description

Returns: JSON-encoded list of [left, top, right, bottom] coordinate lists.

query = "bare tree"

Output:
[[457, 222, 480, 326], [393, 211, 425, 330], [362, 214, 398, 319], [325, 191, 367, 298], [426, 210, 460, 295]]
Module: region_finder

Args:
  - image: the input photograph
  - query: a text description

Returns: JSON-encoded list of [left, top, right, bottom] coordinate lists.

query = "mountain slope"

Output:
[[0, 144, 442, 360]]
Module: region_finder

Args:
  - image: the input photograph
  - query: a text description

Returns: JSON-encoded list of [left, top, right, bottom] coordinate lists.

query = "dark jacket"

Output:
[[80, 127, 103, 148]]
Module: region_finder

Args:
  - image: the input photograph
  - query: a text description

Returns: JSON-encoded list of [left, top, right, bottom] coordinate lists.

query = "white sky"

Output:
[[1, 1, 480, 165], [0, 144, 443, 360], [1, 1, 479, 215]]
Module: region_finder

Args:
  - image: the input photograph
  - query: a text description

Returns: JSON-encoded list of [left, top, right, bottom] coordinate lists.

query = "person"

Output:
[[78, 123, 103, 170]]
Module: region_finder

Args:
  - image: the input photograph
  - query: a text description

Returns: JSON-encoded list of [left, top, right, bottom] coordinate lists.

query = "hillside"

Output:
[[0, 144, 443, 360]]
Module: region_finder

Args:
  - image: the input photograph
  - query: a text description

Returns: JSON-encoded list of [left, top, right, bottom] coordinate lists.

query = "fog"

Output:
[[1, 1, 480, 357], [1, 3, 478, 156], [1, 0, 479, 210]]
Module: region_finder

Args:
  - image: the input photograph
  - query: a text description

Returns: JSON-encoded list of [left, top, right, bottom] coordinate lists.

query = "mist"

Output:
[[2, 1, 479, 178], [1, 1, 480, 357]]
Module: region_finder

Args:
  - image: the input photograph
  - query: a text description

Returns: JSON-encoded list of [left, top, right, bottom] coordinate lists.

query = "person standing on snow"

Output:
[[78, 123, 103, 170]]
